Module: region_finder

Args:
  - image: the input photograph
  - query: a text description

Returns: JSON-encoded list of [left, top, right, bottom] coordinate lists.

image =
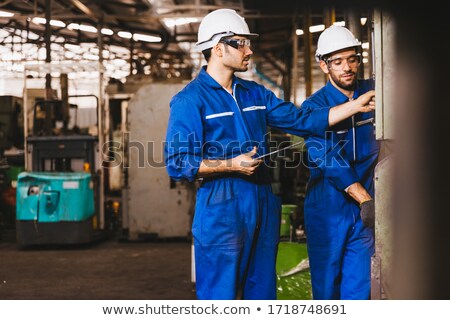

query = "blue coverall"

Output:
[[301, 80, 380, 299], [165, 66, 331, 299]]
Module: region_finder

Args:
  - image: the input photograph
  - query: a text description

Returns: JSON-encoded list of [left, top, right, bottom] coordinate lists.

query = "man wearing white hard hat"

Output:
[[301, 25, 379, 299], [165, 10, 376, 300]]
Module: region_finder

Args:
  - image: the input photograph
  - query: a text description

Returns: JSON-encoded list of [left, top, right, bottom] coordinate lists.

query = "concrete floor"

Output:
[[0, 231, 197, 300]]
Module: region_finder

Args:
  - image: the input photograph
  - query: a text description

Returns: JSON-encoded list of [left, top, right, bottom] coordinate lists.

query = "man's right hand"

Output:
[[356, 90, 375, 112], [328, 90, 375, 126], [229, 146, 262, 176], [198, 146, 262, 178]]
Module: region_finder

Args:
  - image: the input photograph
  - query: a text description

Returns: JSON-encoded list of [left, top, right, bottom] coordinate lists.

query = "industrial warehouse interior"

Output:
[[0, 0, 449, 302]]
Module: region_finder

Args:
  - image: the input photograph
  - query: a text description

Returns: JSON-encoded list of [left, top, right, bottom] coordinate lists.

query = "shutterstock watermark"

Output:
[[101, 131, 351, 169]]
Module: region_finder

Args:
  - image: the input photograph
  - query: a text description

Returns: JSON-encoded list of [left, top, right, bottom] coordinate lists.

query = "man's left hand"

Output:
[[360, 199, 375, 228]]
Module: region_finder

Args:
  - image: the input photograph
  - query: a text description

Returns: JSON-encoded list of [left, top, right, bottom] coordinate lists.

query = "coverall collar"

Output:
[[325, 80, 363, 104], [199, 65, 251, 91]]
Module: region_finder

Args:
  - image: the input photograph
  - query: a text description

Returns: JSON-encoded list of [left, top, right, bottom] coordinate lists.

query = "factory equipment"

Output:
[[16, 171, 96, 244], [16, 62, 107, 246], [0, 95, 23, 152], [0, 95, 24, 237], [110, 81, 196, 241]]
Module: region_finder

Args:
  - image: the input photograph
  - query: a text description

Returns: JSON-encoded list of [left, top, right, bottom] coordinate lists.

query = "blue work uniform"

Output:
[[165, 66, 331, 299], [302, 80, 379, 300]]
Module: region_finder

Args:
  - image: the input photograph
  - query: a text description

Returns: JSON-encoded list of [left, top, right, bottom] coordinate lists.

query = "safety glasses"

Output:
[[325, 54, 362, 70], [220, 38, 251, 50]]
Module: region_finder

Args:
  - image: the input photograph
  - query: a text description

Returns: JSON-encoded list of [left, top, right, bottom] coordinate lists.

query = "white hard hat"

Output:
[[315, 25, 361, 62], [196, 9, 259, 52]]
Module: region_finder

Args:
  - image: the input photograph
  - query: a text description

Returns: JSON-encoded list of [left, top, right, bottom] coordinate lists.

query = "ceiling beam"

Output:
[[68, 0, 99, 21]]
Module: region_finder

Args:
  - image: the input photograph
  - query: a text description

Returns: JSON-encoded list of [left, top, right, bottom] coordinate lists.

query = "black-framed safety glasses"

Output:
[[220, 38, 251, 50]]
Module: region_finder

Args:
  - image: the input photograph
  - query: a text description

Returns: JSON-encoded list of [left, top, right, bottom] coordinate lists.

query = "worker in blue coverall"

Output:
[[301, 25, 380, 300], [164, 9, 376, 300]]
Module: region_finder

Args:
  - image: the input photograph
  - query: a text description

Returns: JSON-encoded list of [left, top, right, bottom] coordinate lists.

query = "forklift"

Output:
[[15, 62, 107, 246]]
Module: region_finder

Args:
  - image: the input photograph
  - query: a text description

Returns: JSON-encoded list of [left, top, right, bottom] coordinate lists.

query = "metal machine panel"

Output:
[[374, 10, 396, 140], [372, 9, 396, 299], [372, 156, 394, 299], [126, 82, 195, 240]]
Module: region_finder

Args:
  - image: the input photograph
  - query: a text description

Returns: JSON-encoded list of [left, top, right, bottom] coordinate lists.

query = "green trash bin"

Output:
[[280, 204, 297, 237]]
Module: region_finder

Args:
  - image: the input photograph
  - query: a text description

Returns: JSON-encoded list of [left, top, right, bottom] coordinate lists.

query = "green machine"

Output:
[[16, 172, 95, 245]]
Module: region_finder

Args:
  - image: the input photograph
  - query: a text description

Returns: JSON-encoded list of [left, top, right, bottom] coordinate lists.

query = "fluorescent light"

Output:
[[65, 51, 75, 59], [309, 24, 325, 33], [68, 23, 97, 33], [83, 53, 99, 60], [133, 33, 161, 43], [162, 18, 200, 28], [296, 23, 329, 36], [78, 24, 97, 33], [101, 28, 113, 35], [118, 31, 132, 39], [27, 31, 40, 40], [113, 59, 127, 67], [0, 10, 15, 17], [361, 17, 368, 26], [50, 20, 66, 27], [68, 23, 80, 30], [333, 21, 346, 27], [32, 17, 46, 24], [32, 17, 66, 27]]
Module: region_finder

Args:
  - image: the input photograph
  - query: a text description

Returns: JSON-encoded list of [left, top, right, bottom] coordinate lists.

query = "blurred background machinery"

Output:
[[15, 62, 107, 246], [0, 96, 25, 238], [104, 80, 196, 241]]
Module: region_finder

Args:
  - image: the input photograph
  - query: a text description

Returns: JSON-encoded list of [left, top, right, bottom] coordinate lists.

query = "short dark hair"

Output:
[[202, 48, 212, 62]]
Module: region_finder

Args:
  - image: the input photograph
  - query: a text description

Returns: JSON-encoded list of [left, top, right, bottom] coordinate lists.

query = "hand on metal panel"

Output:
[[357, 90, 376, 112]]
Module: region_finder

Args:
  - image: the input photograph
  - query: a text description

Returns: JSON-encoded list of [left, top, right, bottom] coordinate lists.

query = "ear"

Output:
[[212, 43, 223, 58], [319, 60, 329, 74]]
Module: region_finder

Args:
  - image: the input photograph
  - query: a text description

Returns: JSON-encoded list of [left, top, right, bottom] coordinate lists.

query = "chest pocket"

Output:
[[204, 111, 236, 131], [241, 105, 266, 137], [205, 111, 234, 120], [204, 112, 238, 155]]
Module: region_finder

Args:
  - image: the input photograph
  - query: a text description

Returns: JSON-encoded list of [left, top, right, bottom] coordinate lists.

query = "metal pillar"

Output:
[[303, 7, 312, 98]]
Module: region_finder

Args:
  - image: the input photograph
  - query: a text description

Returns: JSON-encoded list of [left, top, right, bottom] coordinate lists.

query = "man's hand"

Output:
[[360, 199, 375, 228], [346, 182, 375, 228], [328, 90, 375, 126], [356, 90, 375, 112], [198, 146, 262, 178], [229, 146, 262, 176]]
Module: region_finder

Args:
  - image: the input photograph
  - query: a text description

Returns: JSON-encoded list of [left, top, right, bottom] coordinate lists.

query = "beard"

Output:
[[330, 71, 357, 91], [223, 45, 250, 72]]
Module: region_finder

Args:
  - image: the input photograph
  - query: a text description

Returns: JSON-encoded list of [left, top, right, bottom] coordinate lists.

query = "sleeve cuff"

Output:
[[311, 106, 331, 135], [328, 169, 359, 192]]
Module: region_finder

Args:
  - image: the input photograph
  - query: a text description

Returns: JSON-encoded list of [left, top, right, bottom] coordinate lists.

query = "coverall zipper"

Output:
[[226, 84, 263, 299]]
